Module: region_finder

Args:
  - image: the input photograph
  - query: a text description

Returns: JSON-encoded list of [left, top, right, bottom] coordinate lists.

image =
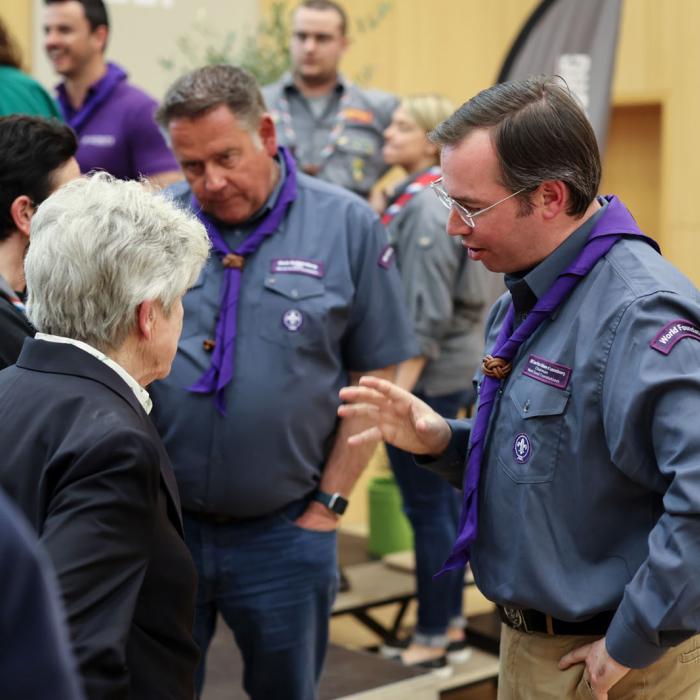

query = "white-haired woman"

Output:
[[0, 173, 210, 699], [376, 95, 487, 672]]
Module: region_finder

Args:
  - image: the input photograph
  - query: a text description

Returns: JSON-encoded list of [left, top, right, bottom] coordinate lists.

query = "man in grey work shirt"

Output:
[[150, 65, 417, 700], [339, 76, 700, 699], [262, 0, 396, 198]]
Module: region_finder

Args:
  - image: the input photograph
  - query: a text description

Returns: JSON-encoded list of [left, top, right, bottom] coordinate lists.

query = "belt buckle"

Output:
[[503, 606, 530, 633]]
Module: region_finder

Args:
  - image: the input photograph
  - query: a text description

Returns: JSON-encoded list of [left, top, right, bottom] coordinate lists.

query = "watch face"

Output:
[[331, 495, 348, 515], [316, 490, 348, 515]]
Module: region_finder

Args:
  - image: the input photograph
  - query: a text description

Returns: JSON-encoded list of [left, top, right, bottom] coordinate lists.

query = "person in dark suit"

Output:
[[0, 114, 79, 369], [0, 486, 84, 700], [0, 173, 210, 700]]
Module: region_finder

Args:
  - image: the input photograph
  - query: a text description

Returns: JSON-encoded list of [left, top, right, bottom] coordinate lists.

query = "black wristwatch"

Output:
[[313, 490, 349, 515]]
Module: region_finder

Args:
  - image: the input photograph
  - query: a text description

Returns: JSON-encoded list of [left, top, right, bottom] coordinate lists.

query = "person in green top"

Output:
[[0, 18, 61, 118]]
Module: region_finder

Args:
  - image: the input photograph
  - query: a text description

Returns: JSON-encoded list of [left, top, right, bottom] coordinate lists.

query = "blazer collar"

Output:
[[16, 338, 184, 528]]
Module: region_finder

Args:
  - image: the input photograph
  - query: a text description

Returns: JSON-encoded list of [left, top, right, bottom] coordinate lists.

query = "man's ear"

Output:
[[92, 24, 109, 54], [9, 195, 34, 239], [258, 114, 278, 157], [536, 180, 568, 221], [136, 300, 155, 341]]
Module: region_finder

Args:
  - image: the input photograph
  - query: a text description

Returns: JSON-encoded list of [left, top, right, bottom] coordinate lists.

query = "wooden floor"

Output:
[[200, 532, 499, 700]]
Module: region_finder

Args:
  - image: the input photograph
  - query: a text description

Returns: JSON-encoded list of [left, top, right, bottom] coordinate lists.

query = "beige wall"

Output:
[[0, 0, 32, 67]]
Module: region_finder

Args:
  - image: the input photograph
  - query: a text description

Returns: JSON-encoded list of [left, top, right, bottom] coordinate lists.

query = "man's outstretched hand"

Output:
[[338, 376, 451, 456]]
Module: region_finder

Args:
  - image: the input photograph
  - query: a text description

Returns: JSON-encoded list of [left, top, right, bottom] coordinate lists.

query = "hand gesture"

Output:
[[338, 375, 451, 456]]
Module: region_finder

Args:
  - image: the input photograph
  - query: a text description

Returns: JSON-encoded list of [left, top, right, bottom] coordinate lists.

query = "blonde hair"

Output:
[[400, 93, 456, 136]]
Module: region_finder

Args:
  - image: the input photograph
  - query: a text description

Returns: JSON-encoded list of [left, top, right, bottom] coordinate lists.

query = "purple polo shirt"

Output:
[[57, 62, 178, 180]]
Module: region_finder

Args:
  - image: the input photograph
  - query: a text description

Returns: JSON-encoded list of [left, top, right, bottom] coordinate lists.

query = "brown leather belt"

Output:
[[498, 605, 615, 636]]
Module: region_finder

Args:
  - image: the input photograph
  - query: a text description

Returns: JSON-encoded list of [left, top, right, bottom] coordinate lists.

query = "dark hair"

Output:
[[44, 0, 109, 32], [0, 116, 78, 241], [156, 64, 265, 131], [0, 18, 22, 68], [429, 76, 601, 217], [295, 0, 348, 36]]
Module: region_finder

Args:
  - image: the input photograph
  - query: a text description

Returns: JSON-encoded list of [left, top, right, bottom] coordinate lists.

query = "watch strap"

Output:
[[313, 489, 348, 515]]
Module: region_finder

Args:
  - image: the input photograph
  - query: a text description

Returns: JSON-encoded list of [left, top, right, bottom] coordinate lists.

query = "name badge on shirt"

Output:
[[378, 244, 395, 269], [80, 134, 116, 147], [650, 319, 700, 355], [522, 354, 572, 390], [270, 258, 324, 278]]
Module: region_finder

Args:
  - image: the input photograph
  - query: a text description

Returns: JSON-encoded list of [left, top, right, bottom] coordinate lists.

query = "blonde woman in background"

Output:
[[375, 94, 487, 672]]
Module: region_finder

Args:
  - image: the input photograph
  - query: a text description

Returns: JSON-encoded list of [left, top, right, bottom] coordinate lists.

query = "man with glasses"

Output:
[[339, 76, 700, 699]]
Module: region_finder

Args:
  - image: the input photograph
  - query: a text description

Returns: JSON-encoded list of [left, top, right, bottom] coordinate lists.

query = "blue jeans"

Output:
[[183, 498, 338, 700], [386, 390, 470, 642]]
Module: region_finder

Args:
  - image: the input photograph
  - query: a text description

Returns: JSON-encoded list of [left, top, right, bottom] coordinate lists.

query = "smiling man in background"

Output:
[[43, 0, 181, 186]]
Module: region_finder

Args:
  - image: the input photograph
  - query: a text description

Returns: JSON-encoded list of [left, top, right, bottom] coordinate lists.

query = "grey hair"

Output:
[[156, 64, 265, 132], [25, 173, 210, 351], [429, 76, 601, 217]]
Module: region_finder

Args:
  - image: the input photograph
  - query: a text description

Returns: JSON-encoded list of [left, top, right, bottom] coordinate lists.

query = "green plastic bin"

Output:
[[367, 475, 413, 557]]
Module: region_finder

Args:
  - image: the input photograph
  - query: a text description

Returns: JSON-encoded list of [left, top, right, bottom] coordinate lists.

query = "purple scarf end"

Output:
[[434, 549, 471, 578]]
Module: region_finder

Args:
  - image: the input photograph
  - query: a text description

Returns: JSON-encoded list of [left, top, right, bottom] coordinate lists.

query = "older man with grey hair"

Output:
[[0, 173, 209, 699], [150, 64, 417, 699]]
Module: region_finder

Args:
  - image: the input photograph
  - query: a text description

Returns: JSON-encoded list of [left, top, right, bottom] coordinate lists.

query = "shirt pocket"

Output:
[[496, 375, 570, 484], [257, 274, 327, 349]]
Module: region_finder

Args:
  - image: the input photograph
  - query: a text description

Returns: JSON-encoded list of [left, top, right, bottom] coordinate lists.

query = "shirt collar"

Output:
[[35, 332, 152, 414], [241, 151, 287, 228], [56, 62, 126, 117], [283, 71, 346, 95], [505, 198, 610, 311]]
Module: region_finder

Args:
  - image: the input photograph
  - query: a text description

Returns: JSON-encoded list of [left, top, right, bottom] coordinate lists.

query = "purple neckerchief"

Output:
[[188, 147, 298, 415], [56, 62, 126, 132], [439, 195, 659, 574]]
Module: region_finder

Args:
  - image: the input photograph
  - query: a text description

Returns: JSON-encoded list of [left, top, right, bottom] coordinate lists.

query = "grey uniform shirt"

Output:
[[425, 201, 700, 668], [262, 73, 397, 197], [150, 159, 418, 518], [386, 179, 486, 396]]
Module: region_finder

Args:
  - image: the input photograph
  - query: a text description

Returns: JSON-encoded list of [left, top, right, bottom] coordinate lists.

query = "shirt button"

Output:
[[523, 399, 530, 413], [268, 276, 276, 284], [291, 289, 299, 298]]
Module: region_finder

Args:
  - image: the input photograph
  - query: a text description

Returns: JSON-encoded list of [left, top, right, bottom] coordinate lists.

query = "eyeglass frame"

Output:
[[430, 177, 526, 228]]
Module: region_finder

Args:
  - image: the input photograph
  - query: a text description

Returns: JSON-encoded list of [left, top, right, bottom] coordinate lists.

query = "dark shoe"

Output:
[[446, 638, 472, 663], [379, 637, 410, 658], [338, 567, 351, 592]]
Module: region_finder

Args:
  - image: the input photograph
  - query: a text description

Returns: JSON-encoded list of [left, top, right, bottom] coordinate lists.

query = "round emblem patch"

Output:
[[282, 308, 303, 332], [512, 433, 531, 464]]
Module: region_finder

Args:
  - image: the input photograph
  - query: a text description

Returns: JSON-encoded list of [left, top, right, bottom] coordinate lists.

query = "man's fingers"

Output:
[[339, 384, 391, 407], [345, 425, 383, 447], [337, 402, 379, 419], [558, 643, 592, 670]]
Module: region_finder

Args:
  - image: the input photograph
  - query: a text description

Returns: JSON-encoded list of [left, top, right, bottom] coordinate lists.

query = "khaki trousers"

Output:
[[497, 623, 700, 700]]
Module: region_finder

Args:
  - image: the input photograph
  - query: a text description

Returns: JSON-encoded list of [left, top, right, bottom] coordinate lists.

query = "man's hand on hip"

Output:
[[294, 500, 340, 532], [558, 637, 630, 699]]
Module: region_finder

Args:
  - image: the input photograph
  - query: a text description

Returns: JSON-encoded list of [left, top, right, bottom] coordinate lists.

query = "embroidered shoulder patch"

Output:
[[270, 258, 324, 278], [378, 244, 395, 269], [650, 319, 700, 355], [342, 108, 374, 124]]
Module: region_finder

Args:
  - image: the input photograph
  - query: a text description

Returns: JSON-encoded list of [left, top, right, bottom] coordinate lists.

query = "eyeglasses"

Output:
[[430, 178, 525, 228]]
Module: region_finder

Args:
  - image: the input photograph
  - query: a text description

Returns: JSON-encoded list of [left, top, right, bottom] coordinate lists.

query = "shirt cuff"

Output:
[[414, 418, 469, 489], [605, 606, 666, 669]]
